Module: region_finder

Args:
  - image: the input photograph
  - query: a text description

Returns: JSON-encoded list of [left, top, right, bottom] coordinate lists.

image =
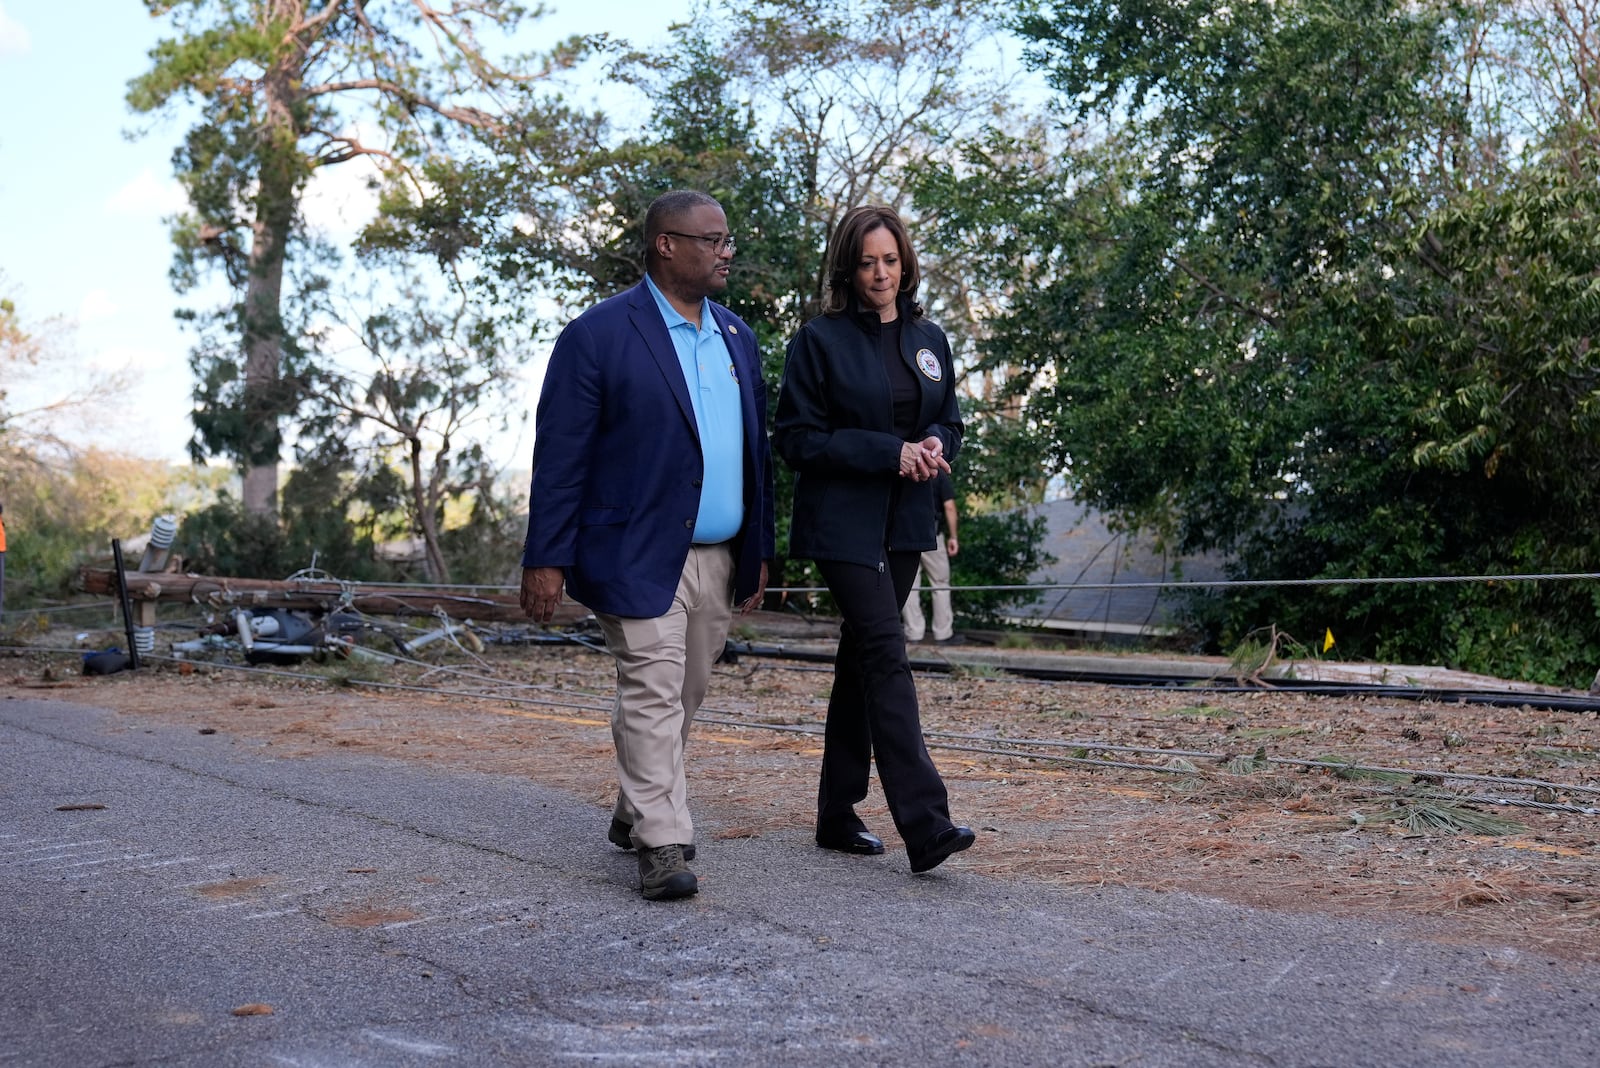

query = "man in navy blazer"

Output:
[[520, 190, 774, 901]]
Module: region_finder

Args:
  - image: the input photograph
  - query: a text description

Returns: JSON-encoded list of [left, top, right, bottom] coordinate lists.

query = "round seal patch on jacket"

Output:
[[915, 348, 942, 381]]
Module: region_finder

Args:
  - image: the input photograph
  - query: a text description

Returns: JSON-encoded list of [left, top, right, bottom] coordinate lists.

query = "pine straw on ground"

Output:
[[8, 639, 1599, 961]]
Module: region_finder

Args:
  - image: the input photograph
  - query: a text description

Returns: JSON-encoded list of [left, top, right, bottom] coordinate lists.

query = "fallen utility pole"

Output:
[[77, 568, 587, 625]]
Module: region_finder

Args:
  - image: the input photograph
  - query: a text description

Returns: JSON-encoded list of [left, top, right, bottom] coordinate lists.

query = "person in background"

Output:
[[902, 470, 959, 644], [773, 204, 976, 874], [520, 190, 775, 901], [0, 500, 7, 623]]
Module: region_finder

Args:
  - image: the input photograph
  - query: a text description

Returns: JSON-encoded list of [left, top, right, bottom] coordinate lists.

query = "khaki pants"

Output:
[[901, 536, 953, 642], [595, 543, 734, 849]]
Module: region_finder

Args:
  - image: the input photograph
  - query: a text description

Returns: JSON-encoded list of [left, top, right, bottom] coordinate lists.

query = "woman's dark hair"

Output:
[[822, 205, 922, 317]]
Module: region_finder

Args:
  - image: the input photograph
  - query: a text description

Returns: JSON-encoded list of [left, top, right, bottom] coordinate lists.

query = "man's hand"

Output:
[[737, 561, 769, 615], [946, 535, 959, 558], [520, 566, 565, 623]]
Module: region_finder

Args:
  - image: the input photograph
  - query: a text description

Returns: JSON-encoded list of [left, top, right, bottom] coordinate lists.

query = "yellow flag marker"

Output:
[[1323, 628, 1335, 653]]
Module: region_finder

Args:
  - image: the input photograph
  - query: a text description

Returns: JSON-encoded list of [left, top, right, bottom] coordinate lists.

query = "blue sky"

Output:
[[0, 0, 684, 464]]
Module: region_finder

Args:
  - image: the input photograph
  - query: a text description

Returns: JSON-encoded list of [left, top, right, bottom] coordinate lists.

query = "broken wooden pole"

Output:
[[77, 568, 591, 625]]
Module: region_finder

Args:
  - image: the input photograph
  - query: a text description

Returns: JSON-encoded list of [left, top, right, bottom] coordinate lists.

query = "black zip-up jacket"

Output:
[[774, 295, 963, 568]]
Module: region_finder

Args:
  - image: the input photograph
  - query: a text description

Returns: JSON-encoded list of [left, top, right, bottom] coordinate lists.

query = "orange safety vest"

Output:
[[0, 514, 7, 552]]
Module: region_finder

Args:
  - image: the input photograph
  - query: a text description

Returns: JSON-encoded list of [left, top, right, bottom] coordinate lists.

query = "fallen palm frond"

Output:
[[1223, 628, 1278, 681], [1367, 798, 1526, 836]]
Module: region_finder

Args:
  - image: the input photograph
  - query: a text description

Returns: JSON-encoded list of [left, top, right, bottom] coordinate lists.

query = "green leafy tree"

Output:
[[361, 0, 1050, 601], [294, 275, 527, 582], [127, 0, 564, 518], [920, 0, 1600, 682]]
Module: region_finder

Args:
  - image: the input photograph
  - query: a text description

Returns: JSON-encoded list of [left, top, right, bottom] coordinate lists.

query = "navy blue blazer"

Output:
[[521, 279, 775, 619]]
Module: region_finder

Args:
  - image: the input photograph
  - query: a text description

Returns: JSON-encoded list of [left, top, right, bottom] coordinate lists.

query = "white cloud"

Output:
[[78, 288, 119, 322], [105, 168, 189, 217], [0, 3, 31, 57]]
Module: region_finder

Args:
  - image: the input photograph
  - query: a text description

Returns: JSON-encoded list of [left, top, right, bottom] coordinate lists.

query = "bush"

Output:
[[950, 507, 1054, 626], [0, 449, 200, 613]]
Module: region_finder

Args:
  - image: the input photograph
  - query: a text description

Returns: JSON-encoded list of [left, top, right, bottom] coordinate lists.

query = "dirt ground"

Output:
[[8, 628, 1600, 962]]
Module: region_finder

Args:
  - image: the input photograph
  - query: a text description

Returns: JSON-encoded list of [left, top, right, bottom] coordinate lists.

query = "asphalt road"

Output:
[[2, 694, 1595, 1067]]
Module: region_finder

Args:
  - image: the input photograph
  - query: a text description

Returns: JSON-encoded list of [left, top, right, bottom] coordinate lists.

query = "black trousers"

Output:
[[815, 552, 953, 849]]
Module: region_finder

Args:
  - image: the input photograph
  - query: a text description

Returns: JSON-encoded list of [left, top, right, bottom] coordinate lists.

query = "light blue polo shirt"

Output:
[[645, 274, 745, 544]]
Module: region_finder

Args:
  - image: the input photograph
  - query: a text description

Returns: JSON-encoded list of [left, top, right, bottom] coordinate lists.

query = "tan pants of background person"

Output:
[[901, 536, 953, 643], [595, 543, 735, 850]]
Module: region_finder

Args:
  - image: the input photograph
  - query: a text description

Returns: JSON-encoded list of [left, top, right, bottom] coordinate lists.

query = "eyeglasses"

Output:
[[663, 231, 737, 254]]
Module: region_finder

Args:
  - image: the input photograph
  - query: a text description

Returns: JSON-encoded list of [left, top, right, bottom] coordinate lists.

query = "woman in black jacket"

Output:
[[773, 205, 976, 873]]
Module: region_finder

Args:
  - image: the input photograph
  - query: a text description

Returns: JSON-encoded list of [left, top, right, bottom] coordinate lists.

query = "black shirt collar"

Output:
[[847, 291, 915, 333]]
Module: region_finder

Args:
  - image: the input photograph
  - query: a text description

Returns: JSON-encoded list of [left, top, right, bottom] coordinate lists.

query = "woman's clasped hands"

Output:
[[898, 436, 951, 482]]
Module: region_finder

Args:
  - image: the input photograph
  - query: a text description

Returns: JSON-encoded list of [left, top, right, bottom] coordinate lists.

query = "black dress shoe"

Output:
[[609, 817, 695, 861], [909, 825, 975, 873], [815, 827, 885, 855]]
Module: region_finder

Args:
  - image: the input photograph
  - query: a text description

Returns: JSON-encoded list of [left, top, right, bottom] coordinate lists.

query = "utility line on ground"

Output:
[[12, 644, 1589, 816]]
